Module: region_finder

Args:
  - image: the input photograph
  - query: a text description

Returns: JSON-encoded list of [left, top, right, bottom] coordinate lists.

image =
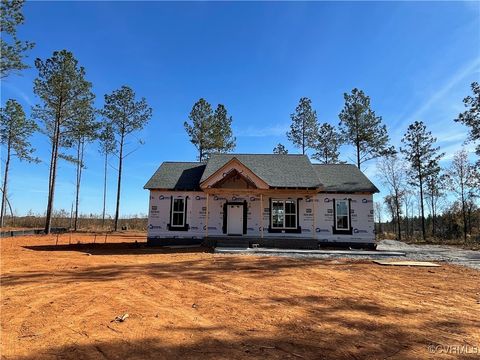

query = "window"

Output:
[[171, 198, 185, 227], [271, 200, 297, 229], [335, 200, 349, 230]]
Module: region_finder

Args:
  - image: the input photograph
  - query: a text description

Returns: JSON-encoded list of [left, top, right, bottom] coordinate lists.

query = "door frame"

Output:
[[223, 201, 247, 236]]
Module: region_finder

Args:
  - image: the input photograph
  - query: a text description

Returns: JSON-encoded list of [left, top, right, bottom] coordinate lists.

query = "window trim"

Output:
[[335, 199, 350, 231], [168, 196, 189, 231], [170, 198, 186, 227], [332, 198, 353, 235], [271, 199, 297, 230]]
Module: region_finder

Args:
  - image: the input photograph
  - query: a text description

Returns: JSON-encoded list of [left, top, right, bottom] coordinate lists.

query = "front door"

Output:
[[227, 204, 244, 235]]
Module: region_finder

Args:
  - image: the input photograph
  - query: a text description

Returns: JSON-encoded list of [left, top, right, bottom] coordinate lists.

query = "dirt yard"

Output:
[[1, 233, 479, 359]]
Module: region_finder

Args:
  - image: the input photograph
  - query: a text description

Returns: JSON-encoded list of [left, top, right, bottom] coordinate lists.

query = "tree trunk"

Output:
[[0, 140, 11, 227], [461, 182, 467, 242], [44, 120, 61, 234], [395, 193, 401, 241], [74, 139, 85, 231], [404, 202, 409, 240], [431, 194, 435, 238], [74, 139, 81, 231], [114, 134, 124, 232], [419, 173, 426, 241], [102, 151, 108, 229]]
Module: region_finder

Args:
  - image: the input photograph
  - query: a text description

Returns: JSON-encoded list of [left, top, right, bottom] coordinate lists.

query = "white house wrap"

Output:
[[144, 154, 379, 248]]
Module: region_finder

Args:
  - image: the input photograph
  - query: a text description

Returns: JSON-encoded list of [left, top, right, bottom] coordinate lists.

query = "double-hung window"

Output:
[[335, 200, 350, 230], [272, 200, 297, 229], [171, 198, 185, 227]]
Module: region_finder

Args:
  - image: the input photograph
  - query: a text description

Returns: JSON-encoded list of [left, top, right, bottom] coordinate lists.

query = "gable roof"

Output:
[[144, 155, 379, 193], [143, 162, 205, 190], [200, 154, 321, 188], [312, 164, 379, 193]]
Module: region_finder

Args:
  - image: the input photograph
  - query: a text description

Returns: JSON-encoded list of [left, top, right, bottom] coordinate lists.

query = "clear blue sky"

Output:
[[1, 1, 479, 218]]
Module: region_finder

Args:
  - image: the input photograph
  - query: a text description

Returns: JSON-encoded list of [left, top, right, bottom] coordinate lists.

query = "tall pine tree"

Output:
[[69, 108, 98, 231], [401, 121, 444, 240], [101, 85, 152, 231], [287, 97, 318, 155], [184, 98, 214, 162], [98, 120, 116, 228], [312, 123, 342, 164], [32, 50, 95, 234], [0, 99, 38, 226], [211, 104, 236, 154], [339, 88, 394, 169]]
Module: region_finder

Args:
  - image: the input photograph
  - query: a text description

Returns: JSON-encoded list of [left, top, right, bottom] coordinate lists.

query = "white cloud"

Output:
[[235, 123, 290, 137]]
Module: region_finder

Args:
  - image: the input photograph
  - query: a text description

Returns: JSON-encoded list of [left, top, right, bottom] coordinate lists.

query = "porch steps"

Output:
[[215, 239, 250, 248]]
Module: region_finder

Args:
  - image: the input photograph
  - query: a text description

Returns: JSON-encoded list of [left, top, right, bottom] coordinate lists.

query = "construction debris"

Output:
[[112, 313, 129, 323], [374, 260, 440, 267]]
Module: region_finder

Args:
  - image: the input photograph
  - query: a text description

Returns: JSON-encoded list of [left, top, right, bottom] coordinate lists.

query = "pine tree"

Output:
[[0, 0, 34, 77], [401, 121, 444, 240], [273, 143, 288, 154], [101, 85, 152, 231], [32, 50, 95, 234], [287, 97, 318, 155], [69, 108, 98, 231], [184, 98, 214, 162], [0, 99, 38, 226], [312, 123, 342, 164], [455, 82, 480, 159], [211, 104, 236, 154], [339, 88, 394, 169], [98, 120, 116, 229]]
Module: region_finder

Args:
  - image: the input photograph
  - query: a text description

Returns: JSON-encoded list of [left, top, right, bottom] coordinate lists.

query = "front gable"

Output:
[[200, 157, 269, 190]]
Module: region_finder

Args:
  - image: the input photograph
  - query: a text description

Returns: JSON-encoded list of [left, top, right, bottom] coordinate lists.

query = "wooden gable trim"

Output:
[[200, 157, 269, 190]]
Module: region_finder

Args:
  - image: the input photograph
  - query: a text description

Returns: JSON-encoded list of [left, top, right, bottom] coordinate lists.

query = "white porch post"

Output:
[[205, 193, 209, 238], [312, 195, 317, 239], [260, 194, 264, 238]]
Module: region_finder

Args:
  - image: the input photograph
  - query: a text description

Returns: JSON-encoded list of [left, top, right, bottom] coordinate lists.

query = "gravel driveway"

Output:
[[216, 240, 480, 270], [377, 240, 480, 270]]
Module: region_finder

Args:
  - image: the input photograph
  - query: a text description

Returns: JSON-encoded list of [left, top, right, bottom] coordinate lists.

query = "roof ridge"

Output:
[[162, 161, 203, 164]]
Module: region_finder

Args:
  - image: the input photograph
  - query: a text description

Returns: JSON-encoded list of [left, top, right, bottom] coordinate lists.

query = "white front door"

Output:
[[227, 204, 243, 235]]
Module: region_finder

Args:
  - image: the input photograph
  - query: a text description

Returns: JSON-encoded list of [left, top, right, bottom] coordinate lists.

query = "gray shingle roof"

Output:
[[144, 155, 379, 193], [200, 154, 321, 188], [312, 164, 379, 193], [143, 162, 205, 190]]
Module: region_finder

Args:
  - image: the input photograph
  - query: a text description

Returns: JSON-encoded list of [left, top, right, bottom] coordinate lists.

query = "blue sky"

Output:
[[1, 1, 479, 217]]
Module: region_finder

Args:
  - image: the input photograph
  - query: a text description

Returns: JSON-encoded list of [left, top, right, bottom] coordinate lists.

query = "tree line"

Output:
[[0, 1, 153, 233]]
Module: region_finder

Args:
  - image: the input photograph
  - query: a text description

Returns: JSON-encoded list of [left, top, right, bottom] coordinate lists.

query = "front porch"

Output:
[[146, 235, 377, 250]]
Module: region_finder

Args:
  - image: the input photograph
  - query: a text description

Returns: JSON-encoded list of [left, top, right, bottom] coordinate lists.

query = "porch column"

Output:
[[312, 195, 317, 239], [205, 193, 209, 238], [260, 194, 264, 238]]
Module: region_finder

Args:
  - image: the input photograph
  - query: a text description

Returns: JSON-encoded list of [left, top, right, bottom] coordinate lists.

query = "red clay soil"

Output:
[[1, 232, 479, 359]]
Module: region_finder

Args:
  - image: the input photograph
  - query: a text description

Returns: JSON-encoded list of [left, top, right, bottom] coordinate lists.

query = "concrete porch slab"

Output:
[[214, 247, 406, 257]]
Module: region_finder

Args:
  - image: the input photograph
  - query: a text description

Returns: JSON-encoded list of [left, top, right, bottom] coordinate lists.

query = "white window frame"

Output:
[[171, 198, 186, 227], [271, 199, 297, 229], [335, 199, 350, 230]]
